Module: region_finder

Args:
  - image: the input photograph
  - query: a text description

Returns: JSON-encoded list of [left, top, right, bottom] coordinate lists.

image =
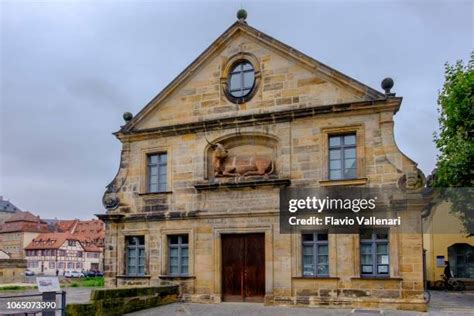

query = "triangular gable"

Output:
[[122, 20, 385, 133]]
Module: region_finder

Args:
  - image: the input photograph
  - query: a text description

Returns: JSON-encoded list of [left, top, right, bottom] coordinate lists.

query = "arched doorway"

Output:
[[448, 243, 474, 278]]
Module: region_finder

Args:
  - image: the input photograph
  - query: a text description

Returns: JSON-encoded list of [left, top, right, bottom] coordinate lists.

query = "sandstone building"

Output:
[[0, 211, 49, 259], [98, 12, 427, 311]]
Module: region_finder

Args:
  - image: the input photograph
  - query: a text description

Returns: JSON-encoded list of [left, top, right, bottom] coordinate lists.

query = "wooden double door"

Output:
[[221, 233, 265, 302]]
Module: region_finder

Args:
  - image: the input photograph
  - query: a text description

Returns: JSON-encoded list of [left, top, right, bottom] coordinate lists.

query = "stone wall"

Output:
[[102, 207, 426, 311], [0, 259, 26, 283], [66, 285, 178, 316]]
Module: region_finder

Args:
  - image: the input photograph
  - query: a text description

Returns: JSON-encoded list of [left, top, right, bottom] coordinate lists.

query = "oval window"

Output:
[[228, 61, 255, 99]]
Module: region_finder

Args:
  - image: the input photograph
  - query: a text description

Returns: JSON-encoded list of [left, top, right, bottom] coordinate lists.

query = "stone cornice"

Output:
[[194, 178, 291, 190], [95, 213, 125, 223], [106, 209, 280, 223], [116, 97, 401, 141]]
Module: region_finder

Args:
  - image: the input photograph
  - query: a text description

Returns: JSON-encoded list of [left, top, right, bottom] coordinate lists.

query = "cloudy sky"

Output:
[[1, 0, 472, 219]]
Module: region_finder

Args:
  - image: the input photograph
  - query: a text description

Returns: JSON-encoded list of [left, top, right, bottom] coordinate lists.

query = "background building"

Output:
[[24, 232, 102, 275], [0, 211, 49, 258], [0, 196, 21, 224], [423, 201, 474, 287]]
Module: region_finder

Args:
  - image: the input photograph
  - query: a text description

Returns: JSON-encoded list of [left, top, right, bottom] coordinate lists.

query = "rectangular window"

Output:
[[148, 153, 167, 192], [328, 134, 356, 180], [126, 236, 145, 276], [68, 240, 76, 246], [76, 262, 82, 269], [58, 262, 64, 269], [168, 234, 189, 276], [302, 232, 329, 276], [67, 262, 74, 269], [77, 251, 83, 258], [360, 230, 389, 276], [49, 262, 55, 269]]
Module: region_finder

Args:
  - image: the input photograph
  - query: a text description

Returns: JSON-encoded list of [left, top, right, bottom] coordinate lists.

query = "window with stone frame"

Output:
[[126, 236, 145, 276], [302, 232, 329, 277], [227, 61, 255, 99], [147, 153, 167, 193], [328, 134, 357, 180], [168, 234, 189, 276], [360, 229, 389, 276]]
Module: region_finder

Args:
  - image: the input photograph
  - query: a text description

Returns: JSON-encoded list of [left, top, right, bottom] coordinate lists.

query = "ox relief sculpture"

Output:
[[206, 138, 275, 178]]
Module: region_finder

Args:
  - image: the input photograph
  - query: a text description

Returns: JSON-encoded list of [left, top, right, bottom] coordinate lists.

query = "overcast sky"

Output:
[[0, 0, 472, 219]]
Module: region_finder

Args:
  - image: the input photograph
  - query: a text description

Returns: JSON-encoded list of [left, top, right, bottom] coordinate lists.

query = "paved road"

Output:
[[128, 291, 474, 316], [2, 287, 474, 315], [127, 302, 424, 316], [428, 291, 474, 314]]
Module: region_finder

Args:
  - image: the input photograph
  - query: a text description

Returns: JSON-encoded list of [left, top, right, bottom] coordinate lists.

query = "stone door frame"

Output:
[[213, 225, 273, 302]]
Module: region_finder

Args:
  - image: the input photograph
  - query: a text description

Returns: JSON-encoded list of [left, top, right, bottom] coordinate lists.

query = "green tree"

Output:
[[433, 53, 474, 234]]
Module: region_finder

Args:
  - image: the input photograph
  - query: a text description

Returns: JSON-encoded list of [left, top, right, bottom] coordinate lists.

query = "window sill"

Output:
[[138, 191, 173, 196], [351, 276, 402, 281], [159, 275, 196, 280], [319, 178, 367, 187], [117, 274, 152, 279], [292, 276, 340, 280]]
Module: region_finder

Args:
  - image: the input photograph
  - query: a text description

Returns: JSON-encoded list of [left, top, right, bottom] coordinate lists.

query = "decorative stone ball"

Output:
[[123, 111, 133, 122], [237, 9, 247, 21], [381, 77, 394, 92]]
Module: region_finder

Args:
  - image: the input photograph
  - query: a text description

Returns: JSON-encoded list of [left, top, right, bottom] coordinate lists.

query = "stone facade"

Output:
[[0, 259, 27, 283], [98, 18, 427, 311]]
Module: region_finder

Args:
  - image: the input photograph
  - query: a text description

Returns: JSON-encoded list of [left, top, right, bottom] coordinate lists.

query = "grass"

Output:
[[0, 285, 37, 291], [67, 276, 104, 288]]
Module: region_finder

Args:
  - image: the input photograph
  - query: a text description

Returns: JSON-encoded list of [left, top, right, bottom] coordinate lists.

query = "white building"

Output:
[[25, 232, 102, 275]]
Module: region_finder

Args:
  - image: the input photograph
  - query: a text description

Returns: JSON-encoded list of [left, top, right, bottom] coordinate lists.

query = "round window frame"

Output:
[[222, 54, 261, 104]]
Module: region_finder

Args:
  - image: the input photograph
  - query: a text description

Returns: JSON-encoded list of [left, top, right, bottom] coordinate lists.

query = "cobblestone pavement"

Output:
[[127, 302, 421, 316], [128, 291, 474, 316], [428, 291, 474, 315]]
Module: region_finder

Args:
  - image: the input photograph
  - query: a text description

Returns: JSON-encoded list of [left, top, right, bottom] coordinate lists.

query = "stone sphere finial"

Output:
[[123, 112, 133, 123], [237, 9, 247, 21], [381, 77, 395, 96]]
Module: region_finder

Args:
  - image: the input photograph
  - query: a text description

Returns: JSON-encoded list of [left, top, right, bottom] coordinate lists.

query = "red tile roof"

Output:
[[0, 211, 49, 233], [55, 219, 105, 247], [25, 232, 80, 250], [25, 231, 103, 252], [55, 219, 78, 232], [4, 211, 46, 224]]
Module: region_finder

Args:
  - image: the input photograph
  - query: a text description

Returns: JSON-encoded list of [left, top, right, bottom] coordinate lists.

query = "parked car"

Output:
[[64, 270, 84, 278], [84, 270, 104, 277], [24, 269, 34, 276]]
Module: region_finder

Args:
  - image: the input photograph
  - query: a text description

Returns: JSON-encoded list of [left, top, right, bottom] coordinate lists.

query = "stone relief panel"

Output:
[[205, 133, 280, 181]]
